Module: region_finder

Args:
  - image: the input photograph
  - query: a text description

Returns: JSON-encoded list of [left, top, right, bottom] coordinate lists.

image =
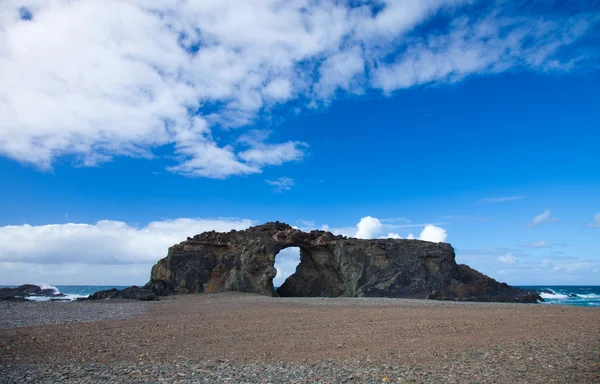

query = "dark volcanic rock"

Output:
[[429, 265, 543, 303], [85, 286, 157, 301], [0, 284, 66, 301], [142, 222, 541, 303]]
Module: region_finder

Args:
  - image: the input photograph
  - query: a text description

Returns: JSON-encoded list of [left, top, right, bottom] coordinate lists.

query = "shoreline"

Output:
[[1, 292, 599, 383]]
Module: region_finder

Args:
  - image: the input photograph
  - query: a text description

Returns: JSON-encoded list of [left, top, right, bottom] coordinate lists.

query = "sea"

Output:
[[1, 284, 599, 307], [519, 286, 600, 308]]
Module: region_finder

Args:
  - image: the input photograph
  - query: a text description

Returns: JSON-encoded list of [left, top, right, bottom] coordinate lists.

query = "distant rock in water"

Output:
[[0, 284, 66, 302], [101, 222, 537, 303]]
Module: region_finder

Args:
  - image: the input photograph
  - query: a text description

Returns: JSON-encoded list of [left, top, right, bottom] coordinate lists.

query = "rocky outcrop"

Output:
[[0, 284, 66, 302], [427, 265, 542, 303], [143, 222, 541, 303], [84, 286, 157, 301]]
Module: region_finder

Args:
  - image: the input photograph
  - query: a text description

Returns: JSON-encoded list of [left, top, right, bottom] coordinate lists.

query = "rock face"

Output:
[[145, 222, 541, 303]]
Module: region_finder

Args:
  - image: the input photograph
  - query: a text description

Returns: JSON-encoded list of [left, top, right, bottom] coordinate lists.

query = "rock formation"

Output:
[[143, 222, 541, 303], [84, 286, 157, 301], [0, 284, 66, 302]]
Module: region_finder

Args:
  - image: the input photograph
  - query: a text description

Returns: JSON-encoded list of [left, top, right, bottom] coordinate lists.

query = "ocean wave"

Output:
[[535, 287, 600, 307], [23, 284, 89, 302], [539, 290, 570, 300], [576, 293, 600, 299], [24, 293, 89, 302], [38, 283, 60, 293]]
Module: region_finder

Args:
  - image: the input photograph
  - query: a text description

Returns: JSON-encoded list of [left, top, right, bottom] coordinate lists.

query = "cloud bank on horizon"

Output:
[[1, 0, 598, 178]]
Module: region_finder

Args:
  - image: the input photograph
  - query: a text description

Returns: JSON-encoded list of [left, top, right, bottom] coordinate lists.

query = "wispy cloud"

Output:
[[497, 253, 517, 265], [479, 196, 523, 203], [380, 217, 411, 223], [266, 177, 294, 193], [589, 213, 600, 228], [528, 210, 559, 228], [384, 222, 449, 230], [0, 1, 597, 178], [441, 215, 491, 222], [296, 219, 315, 228], [524, 241, 552, 248]]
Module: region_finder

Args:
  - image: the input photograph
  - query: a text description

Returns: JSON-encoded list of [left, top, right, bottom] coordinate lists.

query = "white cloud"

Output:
[[355, 216, 383, 239], [524, 241, 552, 248], [239, 141, 306, 167], [528, 210, 559, 228], [589, 213, 600, 228], [0, 218, 253, 284], [497, 253, 517, 265], [385, 233, 402, 239], [0, 1, 597, 178], [418, 225, 447, 243], [265, 176, 294, 192], [480, 196, 523, 203], [354, 217, 447, 242]]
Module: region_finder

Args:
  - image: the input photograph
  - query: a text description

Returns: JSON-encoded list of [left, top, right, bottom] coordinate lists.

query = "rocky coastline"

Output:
[[2, 222, 543, 304]]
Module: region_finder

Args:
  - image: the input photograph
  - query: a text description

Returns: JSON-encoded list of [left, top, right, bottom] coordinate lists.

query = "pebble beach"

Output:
[[1, 293, 599, 383]]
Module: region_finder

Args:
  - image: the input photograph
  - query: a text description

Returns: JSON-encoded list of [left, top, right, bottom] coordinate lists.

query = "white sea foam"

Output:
[[24, 293, 89, 302], [19, 284, 89, 302], [576, 293, 600, 299], [37, 284, 60, 294], [539, 291, 569, 300]]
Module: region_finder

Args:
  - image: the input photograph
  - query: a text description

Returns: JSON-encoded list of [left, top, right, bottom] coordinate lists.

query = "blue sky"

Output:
[[0, 0, 599, 286]]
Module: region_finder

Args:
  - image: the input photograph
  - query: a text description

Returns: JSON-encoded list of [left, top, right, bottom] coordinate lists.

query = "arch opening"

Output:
[[273, 246, 301, 291]]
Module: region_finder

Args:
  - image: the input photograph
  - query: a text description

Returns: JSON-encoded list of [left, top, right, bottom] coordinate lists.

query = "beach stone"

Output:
[[138, 222, 540, 302]]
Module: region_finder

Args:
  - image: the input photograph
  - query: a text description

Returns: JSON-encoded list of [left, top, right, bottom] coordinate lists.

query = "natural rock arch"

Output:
[[146, 222, 541, 302]]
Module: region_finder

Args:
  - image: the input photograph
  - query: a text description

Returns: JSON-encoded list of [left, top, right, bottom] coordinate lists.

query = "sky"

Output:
[[1, 0, 599, 287]]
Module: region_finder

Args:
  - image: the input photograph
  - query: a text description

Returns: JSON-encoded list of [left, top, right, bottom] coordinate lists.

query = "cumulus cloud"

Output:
[[355, 216, 383, 239], [266, 177, 295, 192], [355, 217, 447, 242], [589, 213, 600, 228], [528, 210, 559, 228], [0, 1, 597, 178], [384, 233, 402, 239], [497, 253, 517, 265], [0, 218, 253, 284], [418, 225, 447, 243]]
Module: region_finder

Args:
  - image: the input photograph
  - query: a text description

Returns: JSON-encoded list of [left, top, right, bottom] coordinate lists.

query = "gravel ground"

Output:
[[0, 300, 148, 329], [1, 293, 599, 383]]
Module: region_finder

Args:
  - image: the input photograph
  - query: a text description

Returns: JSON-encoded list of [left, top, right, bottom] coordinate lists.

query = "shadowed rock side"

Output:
[[145, 222, 541, 303]]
